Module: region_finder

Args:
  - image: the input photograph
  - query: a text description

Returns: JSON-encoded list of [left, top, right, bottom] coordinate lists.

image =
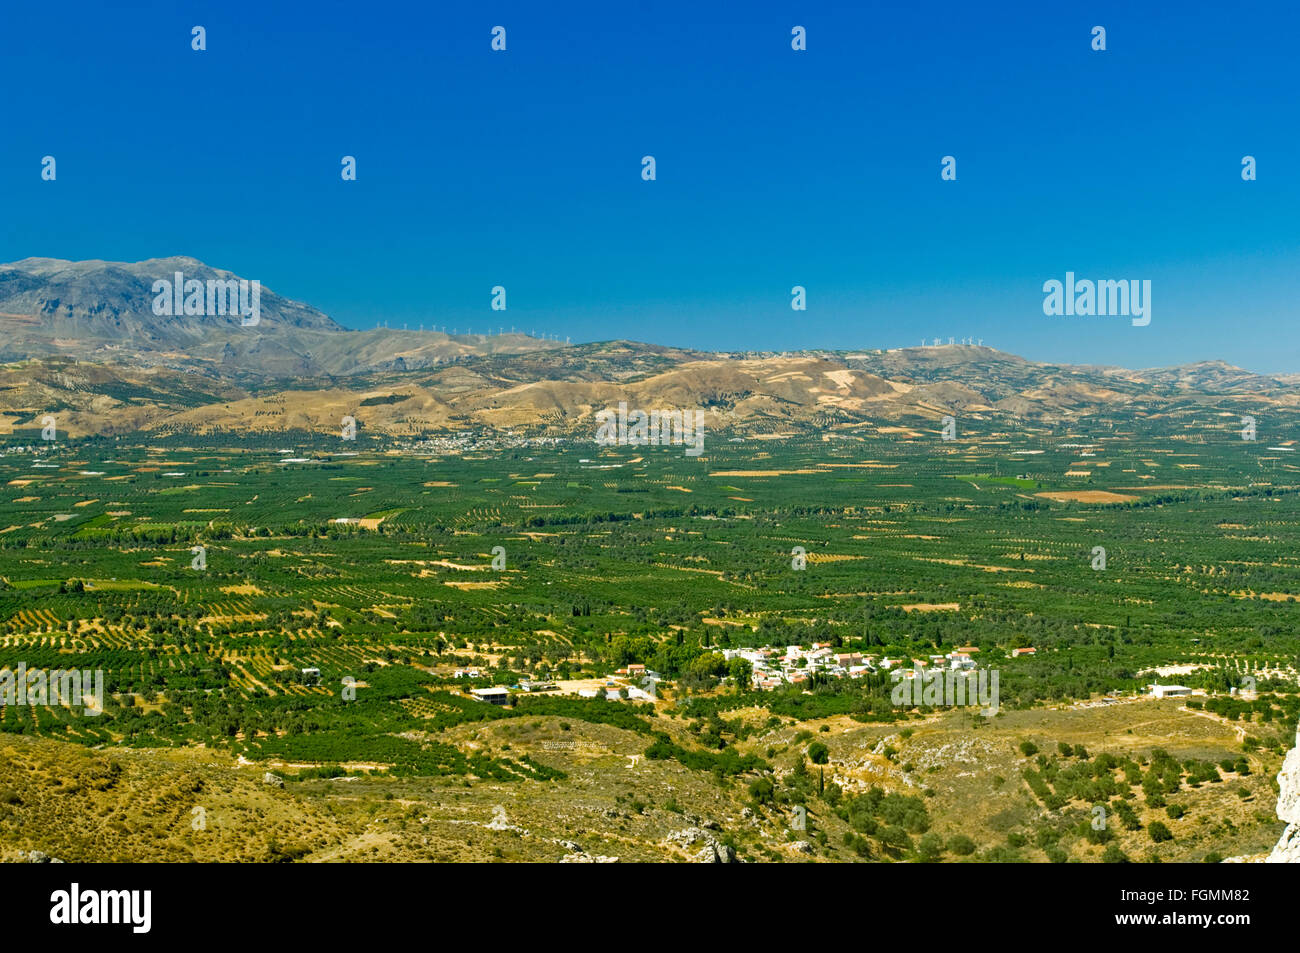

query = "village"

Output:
[[453, 642, 1042, 704], [719, 643, 1033, 691]]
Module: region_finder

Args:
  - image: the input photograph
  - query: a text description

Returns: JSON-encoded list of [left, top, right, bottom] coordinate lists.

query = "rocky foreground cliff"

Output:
[[1267, 725, 1300, 862]]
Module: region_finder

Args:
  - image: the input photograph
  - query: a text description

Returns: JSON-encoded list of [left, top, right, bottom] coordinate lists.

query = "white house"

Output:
[[947, 652, 975, 671]]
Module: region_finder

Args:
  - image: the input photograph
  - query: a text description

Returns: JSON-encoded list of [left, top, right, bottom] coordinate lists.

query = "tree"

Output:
[[1148, 821, 1174, 843], [909, 831, 942, 862], [748, 776, 775, 806], [947, 834, 977, 856], [807, 741, 830, 765]]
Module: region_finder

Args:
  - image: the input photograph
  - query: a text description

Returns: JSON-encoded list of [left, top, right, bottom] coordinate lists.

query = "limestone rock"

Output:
[[559, 852, 618, 863], [1267, 725, 1300, 863], [666, 826, 736, 863], [21, 850, 64, 863]]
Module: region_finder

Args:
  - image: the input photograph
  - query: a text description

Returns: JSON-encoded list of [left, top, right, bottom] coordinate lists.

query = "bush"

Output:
[[947, 834, 977, 856], [1148, 821, 1174, 843], [916, 832, 945, 862]]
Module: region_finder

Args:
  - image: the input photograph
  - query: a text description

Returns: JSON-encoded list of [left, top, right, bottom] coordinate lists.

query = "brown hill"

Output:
[[0, 257, 562, 378]]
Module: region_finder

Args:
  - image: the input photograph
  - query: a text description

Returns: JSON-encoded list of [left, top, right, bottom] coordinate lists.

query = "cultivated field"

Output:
[[1, 417, 1297, 862]]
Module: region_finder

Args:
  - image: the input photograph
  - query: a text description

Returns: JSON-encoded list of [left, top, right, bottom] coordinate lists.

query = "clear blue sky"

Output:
[[2, 1, 1297, 372]]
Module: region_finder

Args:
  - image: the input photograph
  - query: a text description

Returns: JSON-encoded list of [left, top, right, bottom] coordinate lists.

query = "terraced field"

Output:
[[0, 417, 1297, 861]]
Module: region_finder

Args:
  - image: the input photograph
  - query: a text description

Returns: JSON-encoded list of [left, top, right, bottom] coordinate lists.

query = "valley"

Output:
[[0, 418, 1296, 862]]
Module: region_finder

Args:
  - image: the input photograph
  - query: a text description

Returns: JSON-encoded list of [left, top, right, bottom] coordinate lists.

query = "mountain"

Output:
[[0, 258, 1295, 439], [0, 342, 1296, 441], [0, 257, 562, 378]]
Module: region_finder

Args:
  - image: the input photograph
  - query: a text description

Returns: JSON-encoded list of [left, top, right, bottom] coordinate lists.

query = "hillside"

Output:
[[0, 258, 1295, 439], [0, 257, 562, 378], [0, 344, 1296, 440]]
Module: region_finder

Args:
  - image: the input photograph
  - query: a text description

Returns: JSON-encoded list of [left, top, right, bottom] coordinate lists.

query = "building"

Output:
[[471, 687, 511, 705], [1011, 647, 1037, 657], [1149, 684, 1192, 699], [947, 652, 975, 671]]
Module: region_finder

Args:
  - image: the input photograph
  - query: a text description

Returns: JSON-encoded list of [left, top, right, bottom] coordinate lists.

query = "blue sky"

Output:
[[2, 1, 1297, 372]]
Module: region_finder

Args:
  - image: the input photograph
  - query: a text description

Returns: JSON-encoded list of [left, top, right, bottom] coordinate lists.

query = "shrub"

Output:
[[948, 834, 977, 856], [1148, 821, 1174, 843]]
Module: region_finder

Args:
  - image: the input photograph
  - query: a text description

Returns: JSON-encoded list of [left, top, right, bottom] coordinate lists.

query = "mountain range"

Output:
[[0, 257, 561, 380], [0, 257, 1296, 439]]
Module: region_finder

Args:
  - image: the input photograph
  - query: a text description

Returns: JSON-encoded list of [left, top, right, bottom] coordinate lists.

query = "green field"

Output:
[[0, 419, 1297, 861]]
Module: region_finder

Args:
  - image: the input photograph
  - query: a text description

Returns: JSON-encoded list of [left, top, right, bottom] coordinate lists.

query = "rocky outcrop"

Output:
[[665, 827, 736, 863], [1266, 724, 1300, 863], [559, 852, 619, 863]]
